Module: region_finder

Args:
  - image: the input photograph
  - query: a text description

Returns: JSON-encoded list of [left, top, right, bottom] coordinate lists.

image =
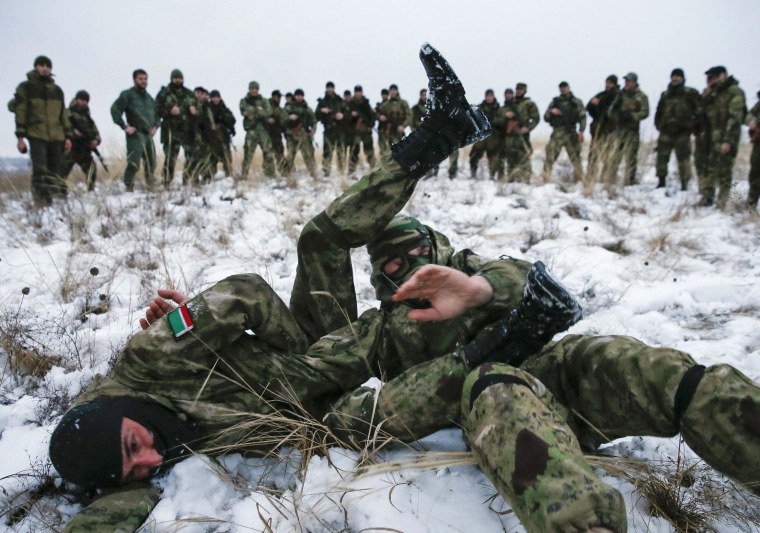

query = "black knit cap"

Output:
[[381, 88, 389, 96], [75, 90, 90, 101], [354, 85, 363, 92], [389, 84, 398, 91], [606, 74, 618, 84], [271, 89, 281, 97], [325, 81, 335, 88], [705, 65, 727, 78], [210, 89, 221, 98], [671, 68, 685, 78], [294, 88, 304, 96], [34, 55, 52, 68]]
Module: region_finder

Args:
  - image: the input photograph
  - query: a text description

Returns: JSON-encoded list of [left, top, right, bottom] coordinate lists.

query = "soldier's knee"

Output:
[[461, 364, 541, 414]]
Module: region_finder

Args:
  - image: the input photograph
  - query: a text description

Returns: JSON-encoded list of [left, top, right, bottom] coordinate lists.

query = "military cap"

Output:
[[516, 82, 527, 90], [354, 84, 363, 92], [249, 81, 260, 89], [381, 88, 389, 96], [325, 81, 335, 88], [344, 90, 351, 97], [271, 89, 281, 97], [34, 55, 52, 68], [671, 68, 685, 79], [389, 84, 399, 91], [170, 69, 183, 79], [285, 92, 293, 98], [606, 74, 618, 84], [194, 86, 207, 94], [623, 72, 638, 82], [294, 88, 304, 96], [504, 88, 514, 94], [485, 88, 494, 96], [558, 81, 569, 88], [705, 65, 727, 78], [75, 90, 90, 101], [210, 89, 221, 97]]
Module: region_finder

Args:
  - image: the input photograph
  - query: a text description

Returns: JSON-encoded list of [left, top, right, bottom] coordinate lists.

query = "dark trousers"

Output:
[[29, 138, 66, 205]]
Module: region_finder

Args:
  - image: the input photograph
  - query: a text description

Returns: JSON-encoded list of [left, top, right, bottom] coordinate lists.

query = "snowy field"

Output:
[[0, 150, 759, 532]]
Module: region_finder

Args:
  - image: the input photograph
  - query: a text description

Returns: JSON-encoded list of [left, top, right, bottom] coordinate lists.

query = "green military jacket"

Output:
[[155, 84, 195, 144], [266, 98, 284, 138], [209, 99, 236, 139], [378, 96, 412, 130], [514, 96, 540, 134], [704, 76, 747, 147], [282, 100, 316, 134], [586, 87, 619, 137], [654, 83, 700, 136], [610, 86, 649, 132], [315, 92, 346, 131], [239, 93, 272, 133], [477, 99, 505, 132], [348, 96, 376, 133], [544, 93, 586, 133], [13, 70, 72, 141], [110, 86, 159, 134], [67, 101, 100, 151], [746, 101, 760, 125], [411, 99, 427, 129]]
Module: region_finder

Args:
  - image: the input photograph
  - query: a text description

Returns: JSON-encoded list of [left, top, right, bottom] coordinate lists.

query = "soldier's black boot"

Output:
[[657, 176, 666, 188], [461, 261, 583, 369], [392, 43, 491, 179]]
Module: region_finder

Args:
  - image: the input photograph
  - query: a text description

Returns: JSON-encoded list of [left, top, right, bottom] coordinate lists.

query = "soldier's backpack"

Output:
[[7, 95, 17, 113]]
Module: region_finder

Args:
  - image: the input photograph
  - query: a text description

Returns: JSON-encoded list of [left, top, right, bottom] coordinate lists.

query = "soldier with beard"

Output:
[[378, 84, 412, 147], [542, 81, 586, 182], [64, 90, 101, 191], [282, 88, 318, 179], [155, 69, 196, 187], [469, 89, 504, 179], [207, 90, 236, 177], [316, 81, 347, 177], [347, 85, 376, 174], [240, 81, 276, 179], [586, 75, 620, 183]]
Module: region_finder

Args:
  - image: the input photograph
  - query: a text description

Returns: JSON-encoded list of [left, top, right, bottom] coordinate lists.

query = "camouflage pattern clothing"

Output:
[[240, 92, 276, 178], [375, 96, 390, 156], [186, 97, 216, 184], [410, 98, 426, 130], [500, 97, 535, 183], [654, 82, 700, 189], [281, 99, 318, 179], [378, 95, 412, 146], [111, 86, 159, 188], [469, 99, 504, 179], [586, 85, 620, 183], [13, 70, 73, 204], [208, 98, 236, 177], [316, 92, 348, 176], [347, 95, 376, 173], [267, 97, 286, 171], [155, 83, 196, 185], [746, 99, 760, 208], [64, 99, 101, 191], [702, 76, 747, 207], [693, 88, 712, 197], [602, 85, 649, 186], [542, 92, 586, 182]]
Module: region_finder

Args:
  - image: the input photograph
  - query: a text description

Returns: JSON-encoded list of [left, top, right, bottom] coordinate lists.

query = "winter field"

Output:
[[0, 144, 759, 532]]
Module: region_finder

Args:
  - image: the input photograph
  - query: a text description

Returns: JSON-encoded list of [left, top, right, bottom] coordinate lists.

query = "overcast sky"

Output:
[[2, 0, 759, 157]]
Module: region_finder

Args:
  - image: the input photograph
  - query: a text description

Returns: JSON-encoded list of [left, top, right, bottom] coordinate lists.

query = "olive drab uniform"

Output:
[[542, 92, 586, 182], [702, 76, 746, 208], [746, 98, 760, 208], [155, 83, 196, 186], [110, 86, 159, 190], [347, 95, 376, 173], [469, 99, 504, 179], [64, 100, 101, 191], [240, 92, 276, 178], [187, 97, 216, 184], [378, 95, 412, 147], [502, 96, 538, 183], [13, 70, 73, 204], [281, 99, 318, 179], [208, 98, 236, 177], [654, 82, 700, 189], [602, 85, 649, 186], [375, 97, 389, 156], [267, 97, 286, 172], [586, 85, 620, 183], [316, 92, 348, 176]]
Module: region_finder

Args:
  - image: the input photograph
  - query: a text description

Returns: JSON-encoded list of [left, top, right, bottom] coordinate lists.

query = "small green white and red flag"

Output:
[[168, 304, 194, 339]]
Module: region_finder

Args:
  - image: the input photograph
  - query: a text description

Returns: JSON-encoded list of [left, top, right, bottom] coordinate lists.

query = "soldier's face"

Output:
[[354, 90, 363, 99], [504, 92, 513, 101], [171, 77, 183, 86], [605, 80, 615, 91], [211, 95, 221, 105], [35, 64, 52, 78], [624, 79, 636, 91], [326, 87, 334, 95], [75, 98, 89, 109], [516, 87, 526, 98], [295, 94, 304, 103], [671, 75, 684, 85], [121, 418, 163, 483], [195, 90, 205, 101], [559, 86, 570, 96], [485, 93, 494, 104], [134, 74, 148, 89], [420, 91, 427, 103], [249, 87, 259, 97], [390, 88, 399, 98], [271, 95, 281, 106]]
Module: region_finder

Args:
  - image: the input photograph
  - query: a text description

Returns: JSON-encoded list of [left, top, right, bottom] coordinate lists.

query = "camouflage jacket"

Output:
[[315, 92, 346, 130], [477, 99, 505, 132], [586, 87, 619, 137], [514, 96, 540, 134], [411, 99, 427, 129], [348, 96, 375, 132], [13, 70, 72, 141], [704, 76, 747, 147], [282, 100, 316, 134], [239, 93, 273, 132], [378, 96, 412, 129], [501, 98, 521, 136], [609, 86, 649, 132], [190, 99, 216, 146], [654, 83, 700, 135], [544, 93, 586, 133], [209, 100, 236, 138], [266, 98, 285, 137], [155, 84, 195, 142], [67, 100, 100, 149], [110, 86, 159, 134]]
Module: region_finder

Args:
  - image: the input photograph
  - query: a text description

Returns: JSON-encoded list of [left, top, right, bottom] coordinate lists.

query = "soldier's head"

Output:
[[670, 68, 685, 86], [271, 90, 281, 106], [194, 87, 208, 102], [33, 55, 52, 78], [623, 72, 638, 90], [605, 75, 618, 91], [294, 88, 305, 103], [285, 92, 294, 104], [559, 81, 570, 96], [381, 88, 389, 101], [515, 82, 527, 98], [248, 81, 260, 97], [74, 90, 90, 108], [367, 215, 454, 303], [419, 88, 427, 104], [484, 89, 495, 104], [325, 81, 335, 96], [133, 69, 149, 89], [210, 89, 221, 105], [343, 90, 351, 102], [354, 85, 363, 99], [705, 66, 727, 88], [389, 84, 399, 98], [504, 88, 514, 102], [48, 397, 196, 489], [170, 69, 184, 86]]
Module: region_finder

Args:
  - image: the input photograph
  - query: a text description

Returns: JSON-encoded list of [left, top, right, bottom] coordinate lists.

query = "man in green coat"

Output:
[[267, 90, 286, 172], [378, 84, 411, 147], [586, 75, 620, 184], [155, 69, 196, 186], [282, 88, 318, 179], [63, 90, 101, 191], [110, 69, 159, 192], [239, 81, 276, 179], [13, 55, 73, 206], [542, 81, 586, 182], [468, 89, 504, 179], [316, 81, 347, 177], [346, 85, 376, 174], [207, 89, 236, 178]]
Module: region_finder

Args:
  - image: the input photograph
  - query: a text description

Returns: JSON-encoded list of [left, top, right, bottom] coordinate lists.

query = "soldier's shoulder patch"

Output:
[[167, 304, 194, 340]]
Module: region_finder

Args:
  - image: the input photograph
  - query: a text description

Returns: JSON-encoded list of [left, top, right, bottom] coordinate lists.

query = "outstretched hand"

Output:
[[391, 265, 493, 322], [139, 289, 190, 330]]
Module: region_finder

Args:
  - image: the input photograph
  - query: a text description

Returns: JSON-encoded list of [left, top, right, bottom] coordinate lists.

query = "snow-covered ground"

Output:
[[0, 151, 759, 532]]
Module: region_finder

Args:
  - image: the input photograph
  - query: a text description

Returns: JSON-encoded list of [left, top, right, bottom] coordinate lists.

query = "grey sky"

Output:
[[2, 0, 759, 157]]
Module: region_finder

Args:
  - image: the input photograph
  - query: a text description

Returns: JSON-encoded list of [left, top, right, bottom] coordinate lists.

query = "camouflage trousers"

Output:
[[601, 129, 640, 186], [349, 130, 375, 174], [269, 132, 285, 172], [283, 130, 317, 178], [655, 132, 692, 188], [703, 142, 738, 207], [162, 134, 194, 186], [209, 138, 233, 178], [322, 128, 345, 176], [543, 128, 583, 182], [502, 133, 532, 183], [749, 141, 760, 207], [241, 126, 275, 178], [64, 146, 96, 191], [469, 135, 501, 179]]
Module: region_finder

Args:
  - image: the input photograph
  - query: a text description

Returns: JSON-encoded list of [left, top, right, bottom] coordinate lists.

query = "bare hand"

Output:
[[397, 125, 405, 134], [351, 110, 358, 117], [520, 127, 529, 134], [125, 125, 137, 135], [266, 117, 275, 124], [590, 97, 600, 105], [578, 132, 584, 143], [139, 289, 190, 330], [721, 143, 731, 154], [505, 111, 515, 119], [550, 108, 562, 116], [73, 128, 84, 138], [288, 113, 298, 120], [320, 107, 331, 114], [64, 139, 72, 152], [379, 115, 387, 122], [189, 106, 197, 115], [335, 112, 344, 120], [17, 139, 27, 154], [392, 264, 493, 321], [170, 105, 181, 116], [149, 127, 157, 137], [89, 139, 100, 149]]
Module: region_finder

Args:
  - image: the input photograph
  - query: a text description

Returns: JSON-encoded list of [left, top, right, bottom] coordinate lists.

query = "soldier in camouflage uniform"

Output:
[[654, 68, 700, 190], [378, 84, 412, 148], [375, 88, 390, 156], [347, 85, 376, 174], [155, 69, 196, 187], [543, 81, 586, 182], [282, 88, 318, 179], [468, 89, 504, 179], [410, 88, 428, 130], [316, 81, 347, 177], [601, 72, 650, 186], [746, 90, 760, 210], [240, 81, 276, 179], [64, 90, 101, 191], [207, 89, 236, 177], [693, 85, 712, 199], [501, 84, 537, 183], [266, 90, 286, 173], [700, 66, 747, 208], [186, 87, 216, 184], [340, 90, 354, 172], [586, 75, 620, 184]]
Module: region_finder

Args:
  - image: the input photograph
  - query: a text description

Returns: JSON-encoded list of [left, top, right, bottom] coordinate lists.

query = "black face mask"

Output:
[[380, 236, 434, 309]]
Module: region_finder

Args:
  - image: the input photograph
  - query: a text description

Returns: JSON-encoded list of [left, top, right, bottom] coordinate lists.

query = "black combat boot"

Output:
[[392, 43, 491, 179], [657, 176, 666, 188], [461, 261, 583, 369]]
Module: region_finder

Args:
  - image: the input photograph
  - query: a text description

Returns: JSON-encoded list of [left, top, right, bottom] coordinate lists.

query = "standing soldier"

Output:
[[282, 88, 318, 179], [693, 85, 712, 200], [239, 81, 276, 179], [542, 81, 586, 182], [315, 81, 346, 177], [267, 90, 286, 173], [64, 90, 101, 191], [155, 69, 195, 187], [746, 90, 760, 211], [410, 88, 428, 129], [340, 90, 354, 172], [347, 85, 376, 175], [12, 55, 72, 206], [187, 87, 216, 184], [110, 69, 159, 192], [378, 84, 411, 148], [586, 75, 620, 183], [495, 88, 515, 179], [654, 68, 700, 190], [509, 82, 539, 183], [701, 66, 747, 208], [602, 72, 649, 186], [375, 88, 390, 156], [469, 89, 504, 179], [207, 89, 236, 177]]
